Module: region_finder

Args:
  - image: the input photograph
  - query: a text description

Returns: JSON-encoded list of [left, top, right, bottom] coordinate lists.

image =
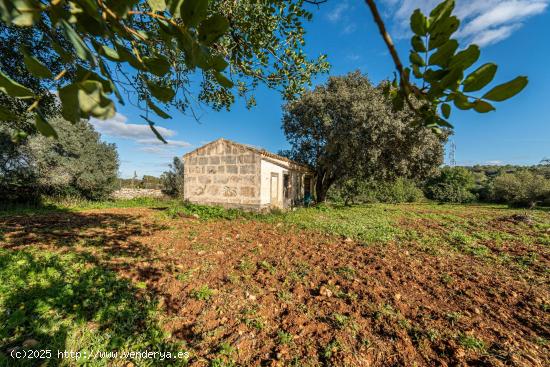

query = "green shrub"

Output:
[[161, 157, 185, 198], [0, 129, 41, 203], [424, 167, 476, 203], [327, 178, 424, 205], [374, 178, 425, 203], [492, 170, 550, 208], [327, 179, 370, 205]]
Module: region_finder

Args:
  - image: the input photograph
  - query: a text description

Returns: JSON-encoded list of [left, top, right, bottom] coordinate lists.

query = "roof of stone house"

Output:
[[183, 138, 312, 171]]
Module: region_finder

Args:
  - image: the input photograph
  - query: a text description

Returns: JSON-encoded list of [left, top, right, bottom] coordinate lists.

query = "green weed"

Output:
[[191, 285, 215, 301], [277, 331, 294, 345], [335, 266, 356, 280], [259, 260, 276, 275], [458, 334, 485, 351]]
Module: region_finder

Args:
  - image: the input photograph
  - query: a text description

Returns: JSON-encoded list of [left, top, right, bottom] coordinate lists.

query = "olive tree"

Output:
[[1, 117, 118, 202], [282, 72, 447, 202], [27, 118, 119, 200]]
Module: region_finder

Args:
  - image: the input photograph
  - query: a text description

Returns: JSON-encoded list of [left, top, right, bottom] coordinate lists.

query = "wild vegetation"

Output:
[[0, 117, 118, 203], [0, 1, 546, 366], [325, 164, 550, 209], [282, 72, 447, 202], [1, 199, 548, 366], [161, 157, 185, 198]]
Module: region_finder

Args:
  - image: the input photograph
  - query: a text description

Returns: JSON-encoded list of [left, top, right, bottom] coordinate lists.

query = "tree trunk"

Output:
[[315, 175, 329, 203]]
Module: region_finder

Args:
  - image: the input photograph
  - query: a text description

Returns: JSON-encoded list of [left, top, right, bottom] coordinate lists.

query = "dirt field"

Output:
[[1, 203, 548, 366]]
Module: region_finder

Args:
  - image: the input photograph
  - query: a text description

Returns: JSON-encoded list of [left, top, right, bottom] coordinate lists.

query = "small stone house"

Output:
[[183, 139, 314, 210]]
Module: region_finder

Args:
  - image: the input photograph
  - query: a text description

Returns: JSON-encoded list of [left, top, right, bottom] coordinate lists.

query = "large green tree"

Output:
[[1, 117, 119, 202], [0, 0, 329, 139], [282, 72, 447, 202]]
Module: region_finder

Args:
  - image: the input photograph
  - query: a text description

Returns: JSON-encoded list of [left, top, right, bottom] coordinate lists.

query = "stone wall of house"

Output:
[[183, 140, 262, 208]]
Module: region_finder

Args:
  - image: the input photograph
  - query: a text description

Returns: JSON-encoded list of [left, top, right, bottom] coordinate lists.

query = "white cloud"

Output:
[[327, 1, 350, 23], [90, 113, 191, 152], [342, 23, 357, 34], [469, 23, 522, 47], [326, 1, 358, 34], [381, 0, 548, 46], [485, 160, 504, 165], [91, 113, 175, 140], [346, 53, 361, 61]]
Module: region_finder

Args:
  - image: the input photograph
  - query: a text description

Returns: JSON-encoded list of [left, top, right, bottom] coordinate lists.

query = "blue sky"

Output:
[[90, 0, 550, 178]]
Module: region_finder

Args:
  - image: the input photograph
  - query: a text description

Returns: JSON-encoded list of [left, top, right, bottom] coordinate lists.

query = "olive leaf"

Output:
[[214, 72, 233, 89], [0, 105, 19, 120], [473, 100, 495, 113], [145, 78, 176, 102], [462, 64, 497, 93], [198, 15, 229, 45], [410, 9, 427, 35], [147, 98, 172, 119], [60, 19, 96, 66], [179, 0, 209, 27], [141, 115, 168, 143], [482, 77, 528, 102], [22, 52, 52, 78], [35, 111, 58, 138], [144, 56, 171, 76], [441, 103, 451, 119], [0, 69, 34, 98], [147, 0, 166, 12]]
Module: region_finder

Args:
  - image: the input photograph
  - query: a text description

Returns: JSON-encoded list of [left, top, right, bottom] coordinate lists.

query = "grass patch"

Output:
[[0, 248, 186, 366], [0, 197, 176, 217], [163, 203, 260, 221], [271, 204, 403, 244]]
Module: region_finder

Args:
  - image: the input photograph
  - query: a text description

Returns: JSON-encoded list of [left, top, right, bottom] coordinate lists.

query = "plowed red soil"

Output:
[[1, 206, 548, 366]]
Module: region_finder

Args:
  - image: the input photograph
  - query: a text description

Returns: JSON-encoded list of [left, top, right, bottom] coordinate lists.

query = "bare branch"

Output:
[[363, 0, 406, 87]]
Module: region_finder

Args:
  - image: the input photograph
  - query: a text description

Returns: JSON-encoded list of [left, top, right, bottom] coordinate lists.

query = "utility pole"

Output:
[[448, 141, 456, 167]]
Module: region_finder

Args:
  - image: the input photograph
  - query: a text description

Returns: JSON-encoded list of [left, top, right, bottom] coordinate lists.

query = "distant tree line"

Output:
[[118, 175, 163, 190], [117, 157, 184, 198], [325, 163, 550, 209]]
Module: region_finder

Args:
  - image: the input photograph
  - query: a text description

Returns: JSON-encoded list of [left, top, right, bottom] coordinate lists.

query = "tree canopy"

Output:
[[1, 117, 118, 202], [0, 0, 529, 143], [0, 0, 328, 139], [282, 72, 448, 202]]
